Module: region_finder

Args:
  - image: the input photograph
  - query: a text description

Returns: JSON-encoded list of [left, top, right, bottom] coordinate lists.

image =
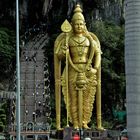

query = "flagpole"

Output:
[[16, 0, 21, 139]]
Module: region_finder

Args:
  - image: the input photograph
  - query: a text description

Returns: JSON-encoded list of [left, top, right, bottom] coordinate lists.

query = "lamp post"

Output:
[[16, 0, 21, 139]]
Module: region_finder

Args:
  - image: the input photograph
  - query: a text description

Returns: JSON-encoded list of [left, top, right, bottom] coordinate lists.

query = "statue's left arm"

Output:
[[94, 46, 101, 69]]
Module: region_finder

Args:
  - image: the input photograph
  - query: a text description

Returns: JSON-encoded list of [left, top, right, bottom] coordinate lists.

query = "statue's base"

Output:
[[50, 128, 121, 140]]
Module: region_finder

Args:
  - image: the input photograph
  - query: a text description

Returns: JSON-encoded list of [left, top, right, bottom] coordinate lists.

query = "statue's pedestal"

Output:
[[71, 129, 108, 140], [50, 128, 120, 140], [81, 130, 108, 139], [62, 127, 120, 140]]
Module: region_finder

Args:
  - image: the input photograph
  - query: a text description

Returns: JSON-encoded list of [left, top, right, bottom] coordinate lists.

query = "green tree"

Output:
[[0, 27, 15, 81], [0, 102, 7, 132], [90, 21, 125, 122]]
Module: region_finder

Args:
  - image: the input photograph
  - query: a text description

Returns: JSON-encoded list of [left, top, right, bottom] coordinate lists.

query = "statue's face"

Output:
[[73, 20, 85, 34]]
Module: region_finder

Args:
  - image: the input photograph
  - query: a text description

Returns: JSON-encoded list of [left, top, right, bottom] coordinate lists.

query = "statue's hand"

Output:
[[90, 68, 97, 74], [86, 66, 97, 75], [57, 45, 69, 59], [86, 64, 97, 73], [86, 67, 97, 81], [61, 45, 68, 54]]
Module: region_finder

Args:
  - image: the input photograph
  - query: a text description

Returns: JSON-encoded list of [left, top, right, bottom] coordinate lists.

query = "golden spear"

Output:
[[61, 19, 72, 127]]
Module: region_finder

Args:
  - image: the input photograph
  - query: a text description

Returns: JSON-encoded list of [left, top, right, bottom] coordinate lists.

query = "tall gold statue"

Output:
[[54, 4, 103, 130]]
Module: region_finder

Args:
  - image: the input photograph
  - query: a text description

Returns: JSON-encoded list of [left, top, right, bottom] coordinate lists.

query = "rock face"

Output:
[[97, 0, 124, 23], [0, 83, 4, 90], [0, 0, 124, 29]]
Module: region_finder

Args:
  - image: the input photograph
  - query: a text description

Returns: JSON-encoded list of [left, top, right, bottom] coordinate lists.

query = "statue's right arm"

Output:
[[57, 45, 66, 60], [54, 33, 66, 61]]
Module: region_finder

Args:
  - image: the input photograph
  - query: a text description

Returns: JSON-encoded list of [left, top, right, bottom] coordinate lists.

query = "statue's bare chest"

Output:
[[68, 36, 90, 63], [68, 36, 90, 55]]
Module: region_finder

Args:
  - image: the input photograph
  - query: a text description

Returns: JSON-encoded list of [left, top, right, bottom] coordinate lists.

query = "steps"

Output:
[[19, 33, 51, 131]]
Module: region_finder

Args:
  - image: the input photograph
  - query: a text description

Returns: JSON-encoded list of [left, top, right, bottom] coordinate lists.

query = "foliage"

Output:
[[0, 27, 15, 80], [0, 102, 7, 132], [90, 21, 125, 122]]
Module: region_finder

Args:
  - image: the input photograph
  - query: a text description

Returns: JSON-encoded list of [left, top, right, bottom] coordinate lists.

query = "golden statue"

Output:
[[54, 4, 103, 130]]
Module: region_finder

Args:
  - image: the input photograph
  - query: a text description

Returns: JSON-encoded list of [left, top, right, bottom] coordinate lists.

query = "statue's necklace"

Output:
[[72, 37, 86, 56]]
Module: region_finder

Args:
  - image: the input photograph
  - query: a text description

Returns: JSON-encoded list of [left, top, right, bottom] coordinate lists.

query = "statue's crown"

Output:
[[72, 4, 85, 22]]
